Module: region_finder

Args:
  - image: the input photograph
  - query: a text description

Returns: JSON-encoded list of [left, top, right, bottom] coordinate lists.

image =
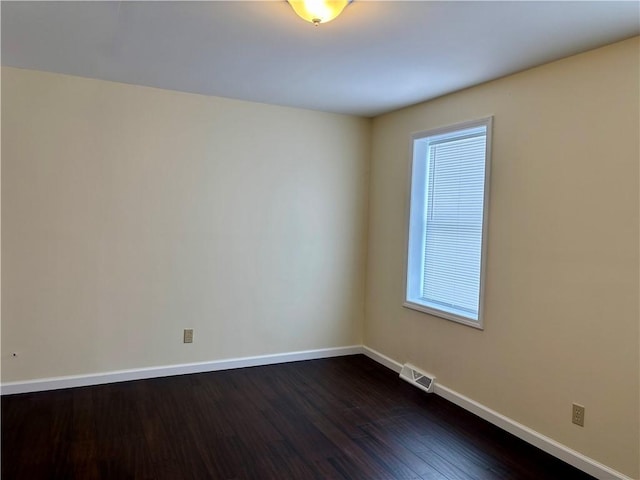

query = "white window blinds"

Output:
[[423, 132, 486, 318], [405, 118, 492, 328]]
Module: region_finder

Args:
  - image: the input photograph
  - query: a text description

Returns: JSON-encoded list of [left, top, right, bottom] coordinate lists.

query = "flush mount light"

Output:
[[287, 0, 352, 26]]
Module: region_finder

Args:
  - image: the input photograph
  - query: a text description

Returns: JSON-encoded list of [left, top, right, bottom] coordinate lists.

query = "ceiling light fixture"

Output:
[[287, 0, 352, 26]]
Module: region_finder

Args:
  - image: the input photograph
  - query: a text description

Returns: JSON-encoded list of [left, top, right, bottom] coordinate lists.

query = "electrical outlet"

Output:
[[183, 329, 194, 344], [572, 403, 585, 427]]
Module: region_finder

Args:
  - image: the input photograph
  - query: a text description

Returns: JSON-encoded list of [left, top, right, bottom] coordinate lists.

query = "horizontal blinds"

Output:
[[422, 134, 486, 318]]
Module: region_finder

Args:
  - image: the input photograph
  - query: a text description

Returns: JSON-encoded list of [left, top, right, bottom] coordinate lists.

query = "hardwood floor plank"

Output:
[[371, 414, 511, 479], [2, 355, 596, 480], [311, 412, 405, 480], [358, 421, 478, 480]]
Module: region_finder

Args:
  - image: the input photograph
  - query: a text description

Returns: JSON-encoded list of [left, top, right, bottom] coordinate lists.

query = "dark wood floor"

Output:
[[2, 355, 594, 480]]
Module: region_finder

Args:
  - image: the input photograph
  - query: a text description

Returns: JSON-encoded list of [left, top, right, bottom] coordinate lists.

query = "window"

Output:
[[405, 117, 492, 329]]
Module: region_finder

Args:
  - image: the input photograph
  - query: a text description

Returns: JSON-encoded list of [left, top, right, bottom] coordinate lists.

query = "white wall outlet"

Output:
[[183, 329, 194, 343], [572, 403, 585, 427], [182, 328, 193, 343]]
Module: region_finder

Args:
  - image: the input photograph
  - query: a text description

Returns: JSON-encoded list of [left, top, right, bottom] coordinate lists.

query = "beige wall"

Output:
[[3, 38, 639, 478], [365, 37, 639, 478], [1, 67, 370, 382]]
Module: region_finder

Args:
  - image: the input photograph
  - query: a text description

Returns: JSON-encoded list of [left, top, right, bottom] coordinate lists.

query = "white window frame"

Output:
[[404, 117, 493, 329]]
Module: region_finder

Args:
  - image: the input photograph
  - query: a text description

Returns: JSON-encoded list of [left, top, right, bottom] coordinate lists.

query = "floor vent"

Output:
[[399, 363, 436, 393]]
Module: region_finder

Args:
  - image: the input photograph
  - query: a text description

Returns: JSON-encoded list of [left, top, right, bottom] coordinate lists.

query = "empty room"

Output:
[[1, 1, 639, 479]]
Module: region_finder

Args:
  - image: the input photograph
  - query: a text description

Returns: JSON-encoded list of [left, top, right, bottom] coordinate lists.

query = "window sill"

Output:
[[402, 301, 484, 330]]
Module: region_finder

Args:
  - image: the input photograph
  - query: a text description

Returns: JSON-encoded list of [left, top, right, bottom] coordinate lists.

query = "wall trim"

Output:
[[3, 344, 634, 480], [362, 346, 633, 480], [0, 345, 363, 396], [362, 345, 404, 373]]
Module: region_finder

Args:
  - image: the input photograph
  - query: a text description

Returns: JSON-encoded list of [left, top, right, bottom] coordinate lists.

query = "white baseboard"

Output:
[[3, 344, 634, 480], [0, 345, 363, 396], [362, 345, 403, 372], [362, 346, 633, 480]]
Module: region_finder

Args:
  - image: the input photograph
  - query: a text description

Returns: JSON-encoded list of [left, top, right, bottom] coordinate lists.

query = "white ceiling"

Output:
[[2, 1, 639, 117]]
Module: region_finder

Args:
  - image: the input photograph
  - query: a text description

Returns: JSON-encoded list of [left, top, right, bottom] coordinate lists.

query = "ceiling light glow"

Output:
[[287, 0, 351, 26]]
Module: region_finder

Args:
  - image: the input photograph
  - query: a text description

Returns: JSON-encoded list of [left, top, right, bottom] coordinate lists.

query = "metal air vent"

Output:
[[399, 363, 436, 393]]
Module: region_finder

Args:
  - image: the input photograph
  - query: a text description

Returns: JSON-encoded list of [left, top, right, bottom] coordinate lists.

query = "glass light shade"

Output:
[[287, 0, 351, 26]]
